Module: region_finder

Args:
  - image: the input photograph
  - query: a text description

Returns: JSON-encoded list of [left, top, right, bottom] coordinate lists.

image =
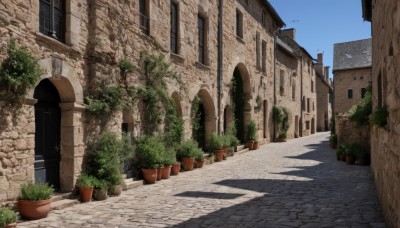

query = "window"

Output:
[[236, 9, 243, 38], [280, 70, 284, 95], [140, 0, 149, 35], [262, 40, 267, 72], [262, 10, 267, 27], [198, 15, 206, 64], [361, 88, 367, 98], [170, 1, 179, 54], [348, 89, 353, 99], [307, 98, 310, 112], [292, 79, 296, 101], [311, 80, 314, 93], [256, 32, 261, 70], [39, 0, 65, 42]]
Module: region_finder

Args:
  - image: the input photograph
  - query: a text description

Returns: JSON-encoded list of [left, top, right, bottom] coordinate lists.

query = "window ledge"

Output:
[[194, 61, 211, 71], [236, 35, 245, 44], [170, 52, 185, 64], [35, 32, 81, 54]]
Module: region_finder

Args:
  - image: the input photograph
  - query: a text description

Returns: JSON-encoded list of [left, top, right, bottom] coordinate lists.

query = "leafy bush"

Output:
[[161, 149, 177, 166], [195, 150, 204, 160], [76, 174, 97, 187], [348, 85, 372, 126], [247, 120, 258, 141], [226, 134, 240, 147], [86, 131, 132, 188], [135, 136, 164, 169], [208, 133, 224, 151], [85, 85, 125, 115], [371, 106, 388, 127], [0, 39, 43, 103], [278, 130, 287, 139], [119, 58, 134, 74], [0, 208, 17, 226], [19, 182, 54, 201], [329, 134, 337, 145], [273, 105, 291, 136], [176, 139, 202, 158], [93, 178, 108, 190]]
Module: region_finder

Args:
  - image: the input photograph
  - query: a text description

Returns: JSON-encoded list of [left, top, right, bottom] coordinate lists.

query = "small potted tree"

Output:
[[227, 134, 239, 156], [160, 149, 176, 179], [135, 136, 164, 184], [195, 149, 205, 168], [93, 179, 108, 201], [0, 208, 17, 228], [18, 182, 54, 220], [277, 130, 287, 142], [329, 134, 337, 149], [247, 121, 258, 150], [344, 144, 356, 165], [209, 133, 225, 162], [176, 139, 201, 170], [76, 174, 97, 202]]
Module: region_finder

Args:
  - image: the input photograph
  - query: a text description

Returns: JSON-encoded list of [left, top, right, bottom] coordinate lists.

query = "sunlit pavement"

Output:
[[19, 132, 385, 228]]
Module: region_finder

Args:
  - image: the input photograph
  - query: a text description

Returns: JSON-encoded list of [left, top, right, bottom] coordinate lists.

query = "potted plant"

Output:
[[208, 133, 225, 162], [276, 130, 287, 142], [108, 175, 124, 196], [76, 174, 97, 202], [18, 182, 54, 220], [135, 136, 164, 184], [171, 161, 181, 175], [247, 121, 258, 150], [93, 178, 108, 201], [354, 145, 370, 166], [329, 134, 337, 149], [227, 134, 239, 156], [176, 139, 201, 170], [195, 149, 205, 168], [344, 144, 355, 165], [160, 149, 176, 179], [0, 208, 17, 228]]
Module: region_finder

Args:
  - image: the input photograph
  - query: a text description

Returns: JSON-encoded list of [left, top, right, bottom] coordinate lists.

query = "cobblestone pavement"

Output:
[[19, 132, 385, 228]]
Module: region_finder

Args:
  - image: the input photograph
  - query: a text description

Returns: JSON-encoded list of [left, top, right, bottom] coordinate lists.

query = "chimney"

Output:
[[314, 53, 324, 76], [317, 53, 323, 65], [324, 66, 330, 81], [280, 28, 296, 41]]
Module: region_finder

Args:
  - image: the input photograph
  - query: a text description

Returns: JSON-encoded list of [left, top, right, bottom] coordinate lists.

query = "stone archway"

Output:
[[231, 63, 252, 143], [28, 57, 84, 192], [192, 89, 216, 150]]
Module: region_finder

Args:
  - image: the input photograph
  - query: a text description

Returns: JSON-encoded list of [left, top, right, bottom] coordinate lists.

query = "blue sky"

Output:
[[268, 0, 371, 77]]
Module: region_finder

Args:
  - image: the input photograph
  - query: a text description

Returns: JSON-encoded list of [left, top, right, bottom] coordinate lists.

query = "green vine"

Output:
[[0, 39, 43, 104], [273, 105, 291, 137], [348, 85, 372, 127]]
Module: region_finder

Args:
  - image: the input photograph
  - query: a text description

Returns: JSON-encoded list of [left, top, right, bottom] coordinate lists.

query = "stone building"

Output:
[[275, 29, 317, 138], [333, 39, 372, 114], [362, 0, 400, 227], [315, 53, 333, 131]]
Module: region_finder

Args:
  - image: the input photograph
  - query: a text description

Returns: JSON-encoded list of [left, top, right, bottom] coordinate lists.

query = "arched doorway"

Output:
[[34, 79, 61, 190], [231, 64, 251, 143], [192, 89, 216, 150]]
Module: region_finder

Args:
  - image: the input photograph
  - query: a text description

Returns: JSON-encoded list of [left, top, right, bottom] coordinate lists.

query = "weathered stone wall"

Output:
[[370, 0, 400, 227], [333, 68, 371, 114], [335, 114, 370, 149], [315, 54, 333, 132], [300, 57, 317, 137]]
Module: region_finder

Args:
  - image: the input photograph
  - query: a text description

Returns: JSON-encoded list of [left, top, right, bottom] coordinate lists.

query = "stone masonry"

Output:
[[315, 53, 333, 132]]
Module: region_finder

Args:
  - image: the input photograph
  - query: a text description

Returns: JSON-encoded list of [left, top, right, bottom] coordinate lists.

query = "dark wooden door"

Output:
[[34, 79, 61, 190]]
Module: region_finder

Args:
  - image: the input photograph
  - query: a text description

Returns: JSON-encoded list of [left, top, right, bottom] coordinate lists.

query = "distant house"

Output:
[[333, 39, 372, 114]]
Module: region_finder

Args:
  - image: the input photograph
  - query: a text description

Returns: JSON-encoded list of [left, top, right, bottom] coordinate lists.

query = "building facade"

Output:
[[333, 39, 372, 114], [0, 0, 324, 205], [315, 53, 333, 132], [362, 0, 400, 227]]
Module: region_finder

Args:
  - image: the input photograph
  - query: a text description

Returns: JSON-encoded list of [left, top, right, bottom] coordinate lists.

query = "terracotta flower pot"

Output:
[[346, 155, 355, 165], [247, 141, 254, 150], [2, 222, 17, 228], [171, 163, 181, 175], [142, 168, 157, 184], [18, 199, 51, 220], [182, 157, 195, 171], [196, 159, 205, 168], [253, 141, 259, 150], [161, 165, 171, 179], [79, 186, 94, 202], [109, 184, 123, 196], [215, 149, 224, 162], [157, 167, 163, 181]]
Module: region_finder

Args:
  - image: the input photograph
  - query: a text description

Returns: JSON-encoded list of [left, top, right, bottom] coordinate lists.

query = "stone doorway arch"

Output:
[[28, 57, 84, 192]]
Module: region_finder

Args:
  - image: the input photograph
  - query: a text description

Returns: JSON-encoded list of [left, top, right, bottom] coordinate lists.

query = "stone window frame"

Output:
[[34, 0, 81, 49], [236, 9, 244, 39], [139, 0, 150, 36], [170, 1, 180, 54], [196, 12, 209, 66], [348, 89, 353, 99], [39, 0, 66, 43], [261, 40, 267, 73], [280, 69, 285, 96]]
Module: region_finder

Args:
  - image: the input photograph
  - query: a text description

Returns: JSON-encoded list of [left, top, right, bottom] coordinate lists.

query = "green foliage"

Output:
[[231, 69, 245, 142], [371, 106, 388, 127], [330, 115, 336, 135], [0, 39, 43, 103], [76, 174, 97, 187], [135, 136, 165, 169], [247, 120, 258, 141], [208, 133, 224, 151], [19, 182, 54, 201], [348, 85, 372, 127], [119, 58, 134, 74], [273, 105, 291, 137], [191, 95, 205, 148], [92, 178, 108, 190], [161, 149, 177, 166], [176, 139, 202, 159], [164, 98, 184, 148], [226, 134, 240, 147], [329, 134, 337, 145], [0, 208, 17, 226], [85, 78, 126, 115], [278, 130, 287, 139], [195, 149, 204, 160], [86, 131, 132, 188]]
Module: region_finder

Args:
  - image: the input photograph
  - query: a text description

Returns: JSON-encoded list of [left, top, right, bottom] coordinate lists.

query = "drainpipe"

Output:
[[217, 0, 223, 134]]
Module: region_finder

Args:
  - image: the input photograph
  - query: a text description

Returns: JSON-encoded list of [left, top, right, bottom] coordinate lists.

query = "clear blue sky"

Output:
[[269, 0, 371, 77]]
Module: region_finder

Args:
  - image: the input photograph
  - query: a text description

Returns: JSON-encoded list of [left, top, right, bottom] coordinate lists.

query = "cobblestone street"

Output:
[[19, 132, 385, 228]]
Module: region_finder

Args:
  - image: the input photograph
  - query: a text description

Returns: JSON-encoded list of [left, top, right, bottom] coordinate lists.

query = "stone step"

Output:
[[124, 179, 144, 190], [236, 147, 250, 155], [51, 198, 80, 210], [236, 144, 245, 151], [51, 192, 75, 203]]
